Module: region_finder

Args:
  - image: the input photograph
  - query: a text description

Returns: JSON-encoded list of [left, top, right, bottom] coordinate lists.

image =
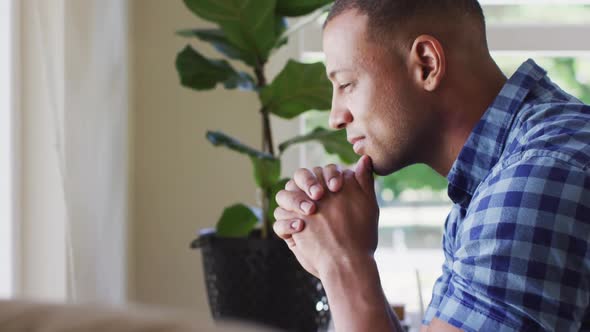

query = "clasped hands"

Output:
[[273, 155, 380, 279]]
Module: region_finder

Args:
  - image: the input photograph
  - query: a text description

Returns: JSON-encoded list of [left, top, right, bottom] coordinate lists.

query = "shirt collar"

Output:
[[446, 59, 547, 207]]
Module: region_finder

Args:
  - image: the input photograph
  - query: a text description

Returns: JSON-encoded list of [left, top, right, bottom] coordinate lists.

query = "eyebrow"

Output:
[[328, 68, 353, 80]]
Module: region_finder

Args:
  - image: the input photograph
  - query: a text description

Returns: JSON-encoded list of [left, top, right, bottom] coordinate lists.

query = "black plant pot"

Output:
[[191, 229, 331, 332]]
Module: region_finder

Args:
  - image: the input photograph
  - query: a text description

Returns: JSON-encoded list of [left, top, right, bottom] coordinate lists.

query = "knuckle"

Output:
[[295, 168, 317, 187], [272, 220, 285, 235], [285, 179, 295, 189], [294, 168, 310, 179], [324, 165, 341, 179], [312, 167, 326, 184], [289, 192, 304, 206], [295, 168, 316, 184], [273, 207, 282, 220], [306, 177, 317, 188], [274, 207, 293, 220], [325, 163, 339, 171], [285, 180, 300, 192], [276, 190, 303, 210], [275, 190, 288, 204]]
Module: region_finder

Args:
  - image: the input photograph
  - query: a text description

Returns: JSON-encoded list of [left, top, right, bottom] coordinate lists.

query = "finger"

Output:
[[285, 179, 303, 193], [354, 155, 375, 195], [293, 168, 324, 200], [285, 238, 296, 248], [275, 189, 316, 215], [312, 166, 327, 190], [273, 219, 305, 240], [322, 164, 343, 192], [273, 207, 301, 221]]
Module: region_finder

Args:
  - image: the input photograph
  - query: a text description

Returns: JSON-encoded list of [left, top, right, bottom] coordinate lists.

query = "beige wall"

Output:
[[130, 0, 301, 311]]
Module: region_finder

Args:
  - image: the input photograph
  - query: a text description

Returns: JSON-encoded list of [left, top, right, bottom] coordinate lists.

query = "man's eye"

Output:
[[339, 83, 351, 91]]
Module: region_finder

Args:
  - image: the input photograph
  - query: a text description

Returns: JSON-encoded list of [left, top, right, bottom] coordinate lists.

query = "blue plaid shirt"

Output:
[[423, 60, 590, 331]]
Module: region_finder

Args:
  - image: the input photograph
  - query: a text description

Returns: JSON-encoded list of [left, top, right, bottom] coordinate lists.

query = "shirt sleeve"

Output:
[[432, 155, 590, 331], [423, 206, 461, 326]]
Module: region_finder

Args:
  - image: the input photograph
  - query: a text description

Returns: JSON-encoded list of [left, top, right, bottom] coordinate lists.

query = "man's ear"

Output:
[[409, 35, 446, 92]]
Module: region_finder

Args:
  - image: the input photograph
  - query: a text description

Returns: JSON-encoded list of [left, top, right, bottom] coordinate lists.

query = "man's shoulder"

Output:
[[503, 97, 590, 170], [467, 150, 590, 229], [479, 149, 590, 196]]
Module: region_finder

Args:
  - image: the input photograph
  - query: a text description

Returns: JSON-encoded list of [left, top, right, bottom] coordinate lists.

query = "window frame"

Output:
[[299, 20, 590, 54]]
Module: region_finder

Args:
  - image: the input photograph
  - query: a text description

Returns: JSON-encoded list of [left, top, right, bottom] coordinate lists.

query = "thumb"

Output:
[[354, 155, 375, 195]]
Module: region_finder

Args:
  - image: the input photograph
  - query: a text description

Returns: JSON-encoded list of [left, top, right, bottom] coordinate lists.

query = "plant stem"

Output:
[[255, 64, 275, 239], [254, 65, 274, 156], [261, 109, 275, 156]]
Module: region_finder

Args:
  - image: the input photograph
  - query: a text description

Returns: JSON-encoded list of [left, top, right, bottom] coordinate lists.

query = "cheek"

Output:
[[348, 79, 407, 145], [348, 82, 377, 122], [361, 87, 401, 136]]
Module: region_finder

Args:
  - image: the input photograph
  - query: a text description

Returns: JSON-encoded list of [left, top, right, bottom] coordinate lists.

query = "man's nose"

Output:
[[329, 98, 352, 129]]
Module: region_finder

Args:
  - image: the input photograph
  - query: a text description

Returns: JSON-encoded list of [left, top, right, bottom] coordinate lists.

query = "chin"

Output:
[[370, 158, 396, 176], [373, 165, 398, 176], [371, 155, 409, 176]]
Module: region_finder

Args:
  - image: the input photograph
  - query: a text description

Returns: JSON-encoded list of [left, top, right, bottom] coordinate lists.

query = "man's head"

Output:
[[323, 0, 495, 176], [325, 0, 487, 53]]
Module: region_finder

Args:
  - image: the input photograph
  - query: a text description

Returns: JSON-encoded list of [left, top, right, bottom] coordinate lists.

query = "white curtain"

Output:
[[0, 0, 15, 299], [20, 0, 129, 304], [63, 0, 130, 304]]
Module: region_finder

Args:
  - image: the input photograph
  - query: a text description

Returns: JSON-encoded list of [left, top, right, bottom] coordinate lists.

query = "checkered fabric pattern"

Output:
[[423, 59, 590, 331]]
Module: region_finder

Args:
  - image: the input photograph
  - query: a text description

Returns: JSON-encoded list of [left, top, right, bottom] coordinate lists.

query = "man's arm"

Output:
[[320, 254, 403, 332], [318, 240, 460, 332], [273, 157, 463, 332]]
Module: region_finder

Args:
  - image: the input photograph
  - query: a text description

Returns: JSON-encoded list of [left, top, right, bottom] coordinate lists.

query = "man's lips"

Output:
[[348, 136, 364, 145], [348, 136, 365, 154]]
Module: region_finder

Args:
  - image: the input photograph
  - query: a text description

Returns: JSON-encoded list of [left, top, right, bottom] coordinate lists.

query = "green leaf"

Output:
[[276, 0, 333, 17], [183, 0, 279, 64], [380, 164, 448, 196], [206, 131, 280, 189], [206, 131, 274, 160], [250, 157, 281, 189], [273, 16, 289, 49], [279, 127, 359, 164], [268, 178, 290, 223], [176, 45, 255, 90], [216, 203, 259, 237], [176, 28, 258, 66], [261, 60, 332, 119], [224, 72, 256, 90]]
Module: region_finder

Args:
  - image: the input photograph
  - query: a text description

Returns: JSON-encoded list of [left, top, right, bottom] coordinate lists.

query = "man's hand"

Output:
[[271, 163, 344, 276], [290, 163, 345, 200], [273, 155, 379, 278], [273, 160, 461, 332], [272, 163, 345, 244]]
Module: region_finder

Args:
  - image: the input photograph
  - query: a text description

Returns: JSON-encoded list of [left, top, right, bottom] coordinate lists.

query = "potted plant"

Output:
[[175, 1, 358, 331]]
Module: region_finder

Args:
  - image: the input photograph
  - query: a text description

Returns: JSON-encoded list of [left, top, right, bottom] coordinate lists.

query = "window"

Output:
[[298, 1, 590, 328], [0, 0, 15, 299]]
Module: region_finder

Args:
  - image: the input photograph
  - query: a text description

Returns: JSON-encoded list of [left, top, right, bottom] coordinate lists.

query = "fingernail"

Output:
[[310, 185, 321, 198], [300, 201, 312, 214], [329, 178, 338, 190], [291, 220, 301, 230]]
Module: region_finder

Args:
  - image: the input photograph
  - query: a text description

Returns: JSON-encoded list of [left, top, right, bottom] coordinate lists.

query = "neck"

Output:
[[429, 56, 507, 176]]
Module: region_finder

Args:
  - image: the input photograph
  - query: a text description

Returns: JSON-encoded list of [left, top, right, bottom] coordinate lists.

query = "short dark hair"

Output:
[[325, 0, 487, 51]]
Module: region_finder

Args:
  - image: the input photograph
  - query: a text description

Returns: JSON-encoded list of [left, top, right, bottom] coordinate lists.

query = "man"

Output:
[[272, 1, 590, 331]]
